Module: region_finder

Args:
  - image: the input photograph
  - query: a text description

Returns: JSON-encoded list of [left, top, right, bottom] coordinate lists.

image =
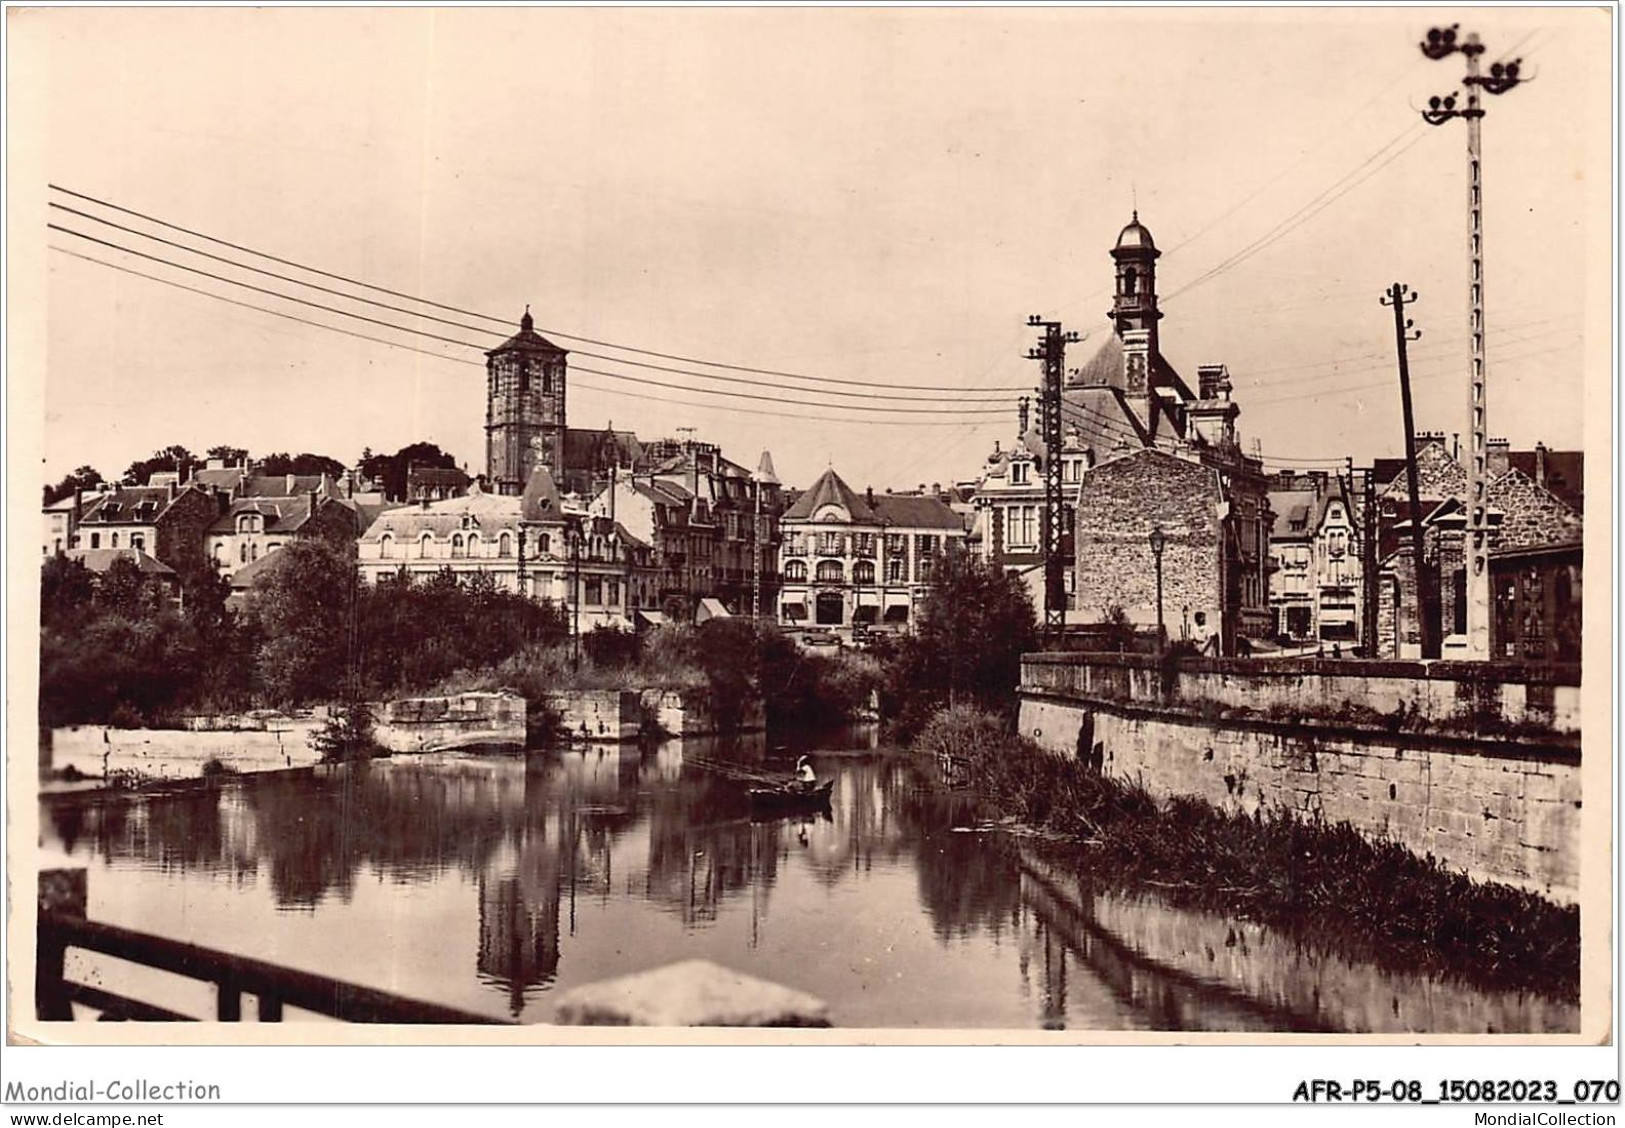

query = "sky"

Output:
[[18, 7, 1610, 494]]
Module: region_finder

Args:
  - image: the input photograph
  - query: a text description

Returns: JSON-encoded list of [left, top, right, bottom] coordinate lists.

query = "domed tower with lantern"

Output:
[[486, 308, 568, 496]]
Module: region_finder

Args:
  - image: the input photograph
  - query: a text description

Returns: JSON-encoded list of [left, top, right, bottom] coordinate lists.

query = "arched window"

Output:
[[467, 533, 482, 557], [451, 533, 465, 558], [853, 560, 875, 586], [131, 534, 145, 552], [1124, 269, 1138, 296], [419, 533, 433, 559], [499, 532, 512, 557], [240, 542, 249, 564], [539, 533, 551, 555], [213, 543, 224, 563], [110, 532, 120, 548], [379, 533, 395, 557], [250, 543, 259, 562], [816, 560, 844, 584], [783, 560, 807, 583]]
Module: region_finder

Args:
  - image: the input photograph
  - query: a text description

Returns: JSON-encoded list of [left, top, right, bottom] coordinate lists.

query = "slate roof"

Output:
[[239, 474, 334, 499], [65, 548, 177, 576], [564, 427, 645, 473], [1268, 489, 1318, 539], [228, 549, 292, 590], [78, 488, 181, 525], [208, 496, 318, 534], [782, 468, 879, 523], [487, 311, 566, 355], [190, 467, 247, 491], [869, 494, 965, 531]]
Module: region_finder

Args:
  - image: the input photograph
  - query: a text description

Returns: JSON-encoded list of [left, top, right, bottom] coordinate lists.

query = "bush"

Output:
[[909, 705, 1579, 1001]]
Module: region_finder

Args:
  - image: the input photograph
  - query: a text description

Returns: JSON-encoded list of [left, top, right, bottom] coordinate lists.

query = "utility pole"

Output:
[[1026, 316, 1081, 645], [1420, 24, 1524, 658], [1360, 462, 1379, 656], [1381, 282, 1438, 658]]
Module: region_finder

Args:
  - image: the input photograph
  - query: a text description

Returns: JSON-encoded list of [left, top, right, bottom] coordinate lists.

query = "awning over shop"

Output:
[[635, 609, 668, 628], [883, 603, 910, 624], [781, 601, 808, 622], [857, 592, 880, 607], [697, 597, 732, 622]]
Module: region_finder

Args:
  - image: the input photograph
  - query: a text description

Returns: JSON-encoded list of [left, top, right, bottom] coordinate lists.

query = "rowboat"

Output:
[[746, 779, 834, 811]]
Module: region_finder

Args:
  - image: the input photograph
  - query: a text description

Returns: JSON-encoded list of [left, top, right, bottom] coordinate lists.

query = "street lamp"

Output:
[[1148, 525, 1167, 653]]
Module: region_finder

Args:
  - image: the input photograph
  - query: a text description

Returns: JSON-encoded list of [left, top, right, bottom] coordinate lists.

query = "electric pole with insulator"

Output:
[[1420, 23, 1524, 658], [1026, 316, 1081, 645], [1381, 282, 1438, 658]]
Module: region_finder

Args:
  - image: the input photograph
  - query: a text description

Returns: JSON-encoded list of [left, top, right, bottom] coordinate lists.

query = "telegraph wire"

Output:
[[48, 206, 1015, 404], [48, 226, 1013, 417], [48, 245, 1008, 429], [48, 182, 1032, 394], [1163, 124, 1429, 304]]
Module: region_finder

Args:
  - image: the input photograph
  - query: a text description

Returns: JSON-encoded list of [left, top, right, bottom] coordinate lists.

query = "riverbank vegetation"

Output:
[[41, 540, 880, 733], [914, 705, 1579, 1002]]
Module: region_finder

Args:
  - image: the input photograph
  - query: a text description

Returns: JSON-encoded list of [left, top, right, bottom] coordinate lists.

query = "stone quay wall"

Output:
[[374, 691, 527, 753], [1018, 653, 1581, 904]]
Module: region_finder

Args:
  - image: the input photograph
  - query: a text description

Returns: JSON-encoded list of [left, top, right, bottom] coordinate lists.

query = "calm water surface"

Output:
[[40, 729, 1576, 1031]]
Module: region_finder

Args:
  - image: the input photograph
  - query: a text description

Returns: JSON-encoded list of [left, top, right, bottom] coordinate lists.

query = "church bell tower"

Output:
[[485, 308, 568, 496], [1108, 211, 1162, 356]]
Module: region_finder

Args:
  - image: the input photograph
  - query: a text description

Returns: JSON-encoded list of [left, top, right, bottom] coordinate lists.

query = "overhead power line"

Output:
[[49, 245, 1014, 430], [48, 225, 1013, 417], [48, 182, 1031, 394], [48, 205, 1014, 405]]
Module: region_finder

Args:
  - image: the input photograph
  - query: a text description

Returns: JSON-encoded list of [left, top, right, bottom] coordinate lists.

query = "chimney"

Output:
[[1535, 442, 1548, 488], [1197, 364, 1231, 401], [931, 482, 940, 497], [308, 488, 319, 521], [1486, 437, 1511, 477], [866, 487, 875, 506], [1018, 397, 1030, 434], [1452, 433, 1460, 460], [73, 487, 83, 522], [284, 474, 295, 495], [166, 482, 177, 503], [213, 487, 228, 517]]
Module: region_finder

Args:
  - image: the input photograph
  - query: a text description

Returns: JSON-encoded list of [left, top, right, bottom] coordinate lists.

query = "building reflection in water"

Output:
[[39, 729, 1581, 1032]]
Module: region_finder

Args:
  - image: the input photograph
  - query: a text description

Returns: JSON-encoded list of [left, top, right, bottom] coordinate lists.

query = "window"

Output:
[[499, 532, 512, 557], [915, 533, 939, 557], [584, 578, 603, 605], [380, 533, 395, 556], [816, 560, 844, 584], [539, 533, 551, 555], [130, 534, 145, 552], [853, 533, 876, 557], [451, 533, 465, 558], [89, 533, 101, 549], [419, 533, 433, 559], [853, 560, 875, 585], [1008, 506, 1037, 548], [887, 557, 903, 582], [606, 579, 621, 606], [819, 531, 844, 556], [1123, 268, 1137, 296], [915, 556, 934, 583], [110, 532, 120, 548], [467, 534, 482, 557], [783, 560, 807, 583], [1011, 462, 1030, 485]]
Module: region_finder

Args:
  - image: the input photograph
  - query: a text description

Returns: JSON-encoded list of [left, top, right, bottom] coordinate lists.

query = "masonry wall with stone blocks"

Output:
[[1022, 652, 1580, 734], [1018, 693, 1580, 904], [1017, 848, 1577, 1032]]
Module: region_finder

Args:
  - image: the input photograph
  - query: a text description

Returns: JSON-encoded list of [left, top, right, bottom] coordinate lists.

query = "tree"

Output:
[[207, 445, 249, 465], [246, 539, 357, 705], [359, 441, 459, 501], [43, 465, 105, 506], [880, 545, 1037, 739], [123, 445, 197, 486], [256, 451, 347, 478]]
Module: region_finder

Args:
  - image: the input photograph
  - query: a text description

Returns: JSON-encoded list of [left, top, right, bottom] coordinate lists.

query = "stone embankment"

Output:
[[1019, 652, 1582, 904]]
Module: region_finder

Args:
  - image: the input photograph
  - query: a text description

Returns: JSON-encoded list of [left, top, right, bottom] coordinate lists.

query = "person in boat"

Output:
[[793, 755, 818, 793]]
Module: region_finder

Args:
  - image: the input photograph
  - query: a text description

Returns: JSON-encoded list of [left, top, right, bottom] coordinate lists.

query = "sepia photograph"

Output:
[[4, 3, 1614, 1064]]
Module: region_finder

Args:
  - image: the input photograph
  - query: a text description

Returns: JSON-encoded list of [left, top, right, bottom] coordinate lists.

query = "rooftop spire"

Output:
[[520, 304, 534, 333]]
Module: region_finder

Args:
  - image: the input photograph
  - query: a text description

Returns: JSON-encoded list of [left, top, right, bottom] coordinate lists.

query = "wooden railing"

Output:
[[37, 869, 510, 1024]]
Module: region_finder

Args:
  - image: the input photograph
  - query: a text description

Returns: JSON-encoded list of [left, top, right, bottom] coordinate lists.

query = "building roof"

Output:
[[1066, 333, 1195, 416], [563, 427, 644, 474], [869, 494, 965, 531], [64, 548, 177, 576], [228, 549, 292, 590], [189, 466, 247, 491], [239, 474, 334, 499], [520, 466, 565, 522], [755, 450, 781, 486], [1267, 488, 1318, 539], [1113, 212, 1158, 253], [487, 309, 566, 355], [1505, 448, 1584, 514], [782, 468, 878, 524], [208, 496, 319, 534], [78, 487, 184, 525]]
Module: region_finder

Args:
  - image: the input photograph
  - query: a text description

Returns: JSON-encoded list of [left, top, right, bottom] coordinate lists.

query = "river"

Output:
[[38, 728, 1577, 1031]]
